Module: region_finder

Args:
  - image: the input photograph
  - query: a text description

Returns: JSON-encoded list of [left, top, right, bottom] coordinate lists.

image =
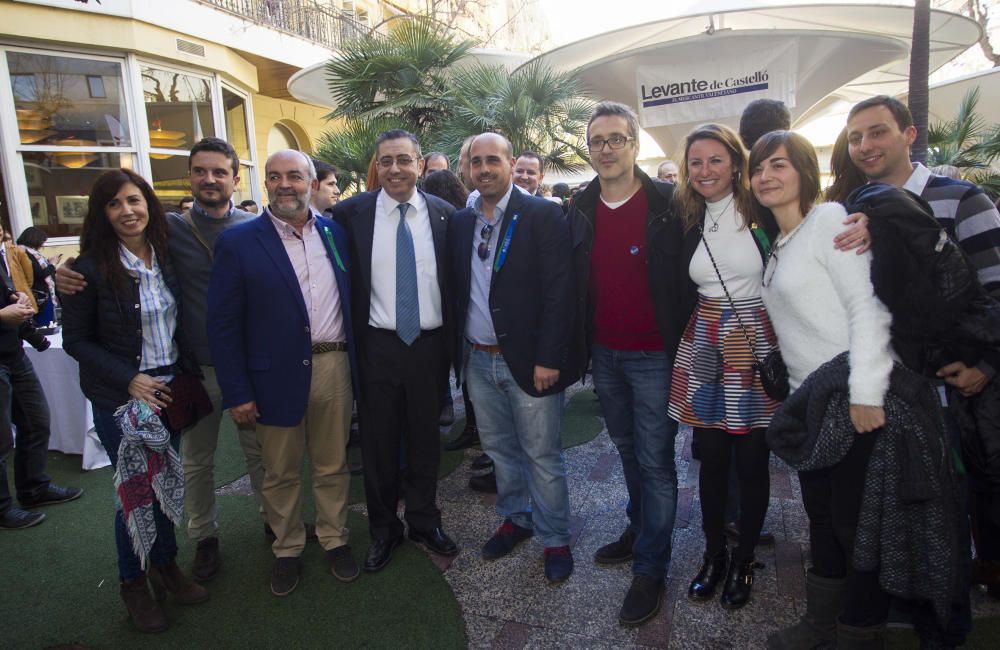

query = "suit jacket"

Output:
[[206, 213, 359, 427], [448, 188, 577, 397], [329, 189, 454, 379]]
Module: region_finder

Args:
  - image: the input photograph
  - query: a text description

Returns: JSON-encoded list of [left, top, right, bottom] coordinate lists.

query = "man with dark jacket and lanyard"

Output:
[[568, 101, 692, 626]]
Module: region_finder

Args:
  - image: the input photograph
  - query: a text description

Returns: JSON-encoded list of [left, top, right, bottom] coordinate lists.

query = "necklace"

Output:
[[704, 194, 735, 232]]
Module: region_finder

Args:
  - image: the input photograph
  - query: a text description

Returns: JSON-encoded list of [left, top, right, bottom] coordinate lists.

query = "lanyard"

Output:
[[322, 227, 346, 271], [493, 213, 519, 273]]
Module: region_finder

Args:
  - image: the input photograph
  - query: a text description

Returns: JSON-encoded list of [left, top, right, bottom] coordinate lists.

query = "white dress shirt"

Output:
[[267, 210, 345, 344], [370, 189, 443, 331]]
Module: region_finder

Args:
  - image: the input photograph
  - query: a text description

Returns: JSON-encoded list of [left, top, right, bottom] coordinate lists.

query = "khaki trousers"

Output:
[[257, 350, 352, 556], [181, 365, 266, 541]]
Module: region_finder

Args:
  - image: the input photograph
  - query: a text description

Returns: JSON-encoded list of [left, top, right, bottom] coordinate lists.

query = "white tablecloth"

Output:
[[24, 331, 110, 470]]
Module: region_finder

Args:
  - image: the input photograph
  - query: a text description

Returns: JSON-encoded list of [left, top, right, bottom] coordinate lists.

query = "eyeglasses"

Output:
[[587, 135, 635, 151], [377, 156, 416, 169], [477, 223, 495, 260]]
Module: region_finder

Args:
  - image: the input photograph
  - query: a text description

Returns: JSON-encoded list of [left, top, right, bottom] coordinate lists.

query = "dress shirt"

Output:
[[370, 189, 443, 331], [267, 209, 345, 344], [118, 244, 179, 373], [465, 184, 515, 345]]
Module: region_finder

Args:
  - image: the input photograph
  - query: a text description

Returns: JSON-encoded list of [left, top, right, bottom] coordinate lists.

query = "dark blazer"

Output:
[[328, 189, 454, 378], [448, 189, 577, 396], [206, 213, 359, 427], [62, 252, 197, 410]]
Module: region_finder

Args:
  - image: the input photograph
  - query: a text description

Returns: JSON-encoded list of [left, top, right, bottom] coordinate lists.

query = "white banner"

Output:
[[637, 40, 798, 128]]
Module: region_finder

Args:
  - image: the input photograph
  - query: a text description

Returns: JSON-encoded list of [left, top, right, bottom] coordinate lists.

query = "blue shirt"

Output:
[[465, 184, 514, 345], [118, 244, 179, 374]]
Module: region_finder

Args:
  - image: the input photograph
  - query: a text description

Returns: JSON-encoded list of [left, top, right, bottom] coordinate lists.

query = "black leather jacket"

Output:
[[567, 168, 693, 376]]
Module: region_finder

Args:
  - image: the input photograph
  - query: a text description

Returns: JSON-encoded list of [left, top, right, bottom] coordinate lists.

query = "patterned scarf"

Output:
[[113, 399, 185, 569]]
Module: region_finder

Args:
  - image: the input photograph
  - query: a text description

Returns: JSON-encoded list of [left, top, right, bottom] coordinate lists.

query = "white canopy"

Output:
[[526, 2, 981, 153]]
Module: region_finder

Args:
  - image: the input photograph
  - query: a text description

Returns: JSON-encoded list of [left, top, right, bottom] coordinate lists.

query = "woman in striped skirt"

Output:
[[666, 123, 779, 609]]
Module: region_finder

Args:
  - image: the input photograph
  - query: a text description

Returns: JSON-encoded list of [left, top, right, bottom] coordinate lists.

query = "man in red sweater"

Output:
[[567, 101, 689, 627]]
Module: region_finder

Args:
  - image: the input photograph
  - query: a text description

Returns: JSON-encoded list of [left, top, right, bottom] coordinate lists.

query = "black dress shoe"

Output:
[[469, 471, 497, 493], [0, 507, 45, 529], [444, 425, 480, 451], [594, 529, 636, 565], [20, 485, 83, 508], [688, 549, 728, 601], [470, 452, 493, 470], [364, 537, 402, 572], [619, 574, 664, 626], [408, 526, 459, 556], [720, 551, 758, 610]]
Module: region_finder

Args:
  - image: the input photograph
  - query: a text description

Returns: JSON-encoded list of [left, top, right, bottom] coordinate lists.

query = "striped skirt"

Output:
[[668, 294, 781, 434]]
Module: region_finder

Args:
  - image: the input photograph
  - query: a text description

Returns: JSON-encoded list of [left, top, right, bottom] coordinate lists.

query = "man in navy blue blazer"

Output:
[[207, 150, 360, 597], [448, 132, 577, 583], [329, 129, 459, 573]]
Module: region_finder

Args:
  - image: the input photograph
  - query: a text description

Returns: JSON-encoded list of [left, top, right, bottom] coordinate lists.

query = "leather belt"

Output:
[[473, 343, 502, 355], [312, 341, 347, 354]]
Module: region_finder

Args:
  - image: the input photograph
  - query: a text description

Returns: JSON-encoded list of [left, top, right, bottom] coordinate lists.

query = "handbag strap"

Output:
[[180, 210, 213, 262], [698, 224, 764, 365]]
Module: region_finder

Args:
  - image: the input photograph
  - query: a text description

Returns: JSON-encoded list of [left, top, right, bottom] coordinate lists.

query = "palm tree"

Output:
[[908, 0, 930, 165], [315, 17, 594, 192], [436, 60, 594, 175], [928, 87, 1000, 199], [323, 18, 476, 135]]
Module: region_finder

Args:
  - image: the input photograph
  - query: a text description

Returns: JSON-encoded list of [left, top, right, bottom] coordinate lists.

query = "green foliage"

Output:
[[927, 87, 1000, 199], [315, 18, 594, 190]]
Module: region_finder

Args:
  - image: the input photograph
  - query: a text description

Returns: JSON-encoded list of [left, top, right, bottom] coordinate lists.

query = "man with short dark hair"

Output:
[[655, 160, 678, 184], [56, 136, 263, 580], [239, 199, 259, 214], [179, 196, 195, 212], [844, 93, 1000, 647], [568, 101, 687, 626], [449, 132, 575, 583], [738, 98, 791, 150], [312, 160, 342, 212], [208, 149, 359, 596], [513, 151, 545, 196], [421, 152, 449, 179], [330, 129, 459, 573]]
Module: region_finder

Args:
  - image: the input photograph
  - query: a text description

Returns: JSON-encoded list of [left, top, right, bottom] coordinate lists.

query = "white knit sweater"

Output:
[[760, 202, 894, 406]]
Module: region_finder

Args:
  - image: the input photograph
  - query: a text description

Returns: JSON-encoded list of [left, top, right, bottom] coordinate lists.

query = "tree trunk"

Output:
[[909, 0, 931, 165]]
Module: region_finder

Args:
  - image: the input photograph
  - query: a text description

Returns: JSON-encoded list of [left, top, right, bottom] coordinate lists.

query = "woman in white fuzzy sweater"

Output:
[[750, 130, 895, 649]]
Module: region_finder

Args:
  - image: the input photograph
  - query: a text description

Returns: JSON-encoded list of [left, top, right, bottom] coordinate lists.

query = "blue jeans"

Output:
[[465, 348, 570, 547], [591, 344, 678, 580], [93, 406, 179, 581]]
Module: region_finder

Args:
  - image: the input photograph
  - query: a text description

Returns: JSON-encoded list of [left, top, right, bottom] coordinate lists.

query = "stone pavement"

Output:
[[414, 380, 1000, 649]]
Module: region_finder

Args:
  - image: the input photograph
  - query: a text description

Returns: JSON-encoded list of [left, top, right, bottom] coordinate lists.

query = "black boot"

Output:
[[767, 572, 846, 649], [720, 550, 756, 610], [688, 549, 728, 601]]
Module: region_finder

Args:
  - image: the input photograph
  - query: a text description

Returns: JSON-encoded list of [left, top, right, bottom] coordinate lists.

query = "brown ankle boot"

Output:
[[119, 576, 168, 633], [148, 561, 210, 605]]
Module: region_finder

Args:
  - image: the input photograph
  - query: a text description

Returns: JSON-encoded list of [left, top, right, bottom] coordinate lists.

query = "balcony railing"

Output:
[[197, 0, 373, 51]]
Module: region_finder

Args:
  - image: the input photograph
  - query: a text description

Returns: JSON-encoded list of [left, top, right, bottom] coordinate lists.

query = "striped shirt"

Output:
[[119, 244, 179, 373], [904, 162, 1000, 296]]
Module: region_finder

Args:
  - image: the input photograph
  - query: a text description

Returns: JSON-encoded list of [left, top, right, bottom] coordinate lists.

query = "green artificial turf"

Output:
[[0, 452, 466, 649]]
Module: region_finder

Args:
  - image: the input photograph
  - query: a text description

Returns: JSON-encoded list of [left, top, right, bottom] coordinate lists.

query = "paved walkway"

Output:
[[418, 380, 1000, 649]]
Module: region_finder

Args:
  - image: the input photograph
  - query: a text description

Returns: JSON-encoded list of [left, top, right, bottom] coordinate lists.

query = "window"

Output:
[[1, 47, 259, 241], [7, 51, 130, 147], [141, 64, 215, 157]]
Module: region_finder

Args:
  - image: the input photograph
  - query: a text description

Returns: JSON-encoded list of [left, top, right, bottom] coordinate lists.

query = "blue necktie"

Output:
[[395, 202, 420, 345]]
